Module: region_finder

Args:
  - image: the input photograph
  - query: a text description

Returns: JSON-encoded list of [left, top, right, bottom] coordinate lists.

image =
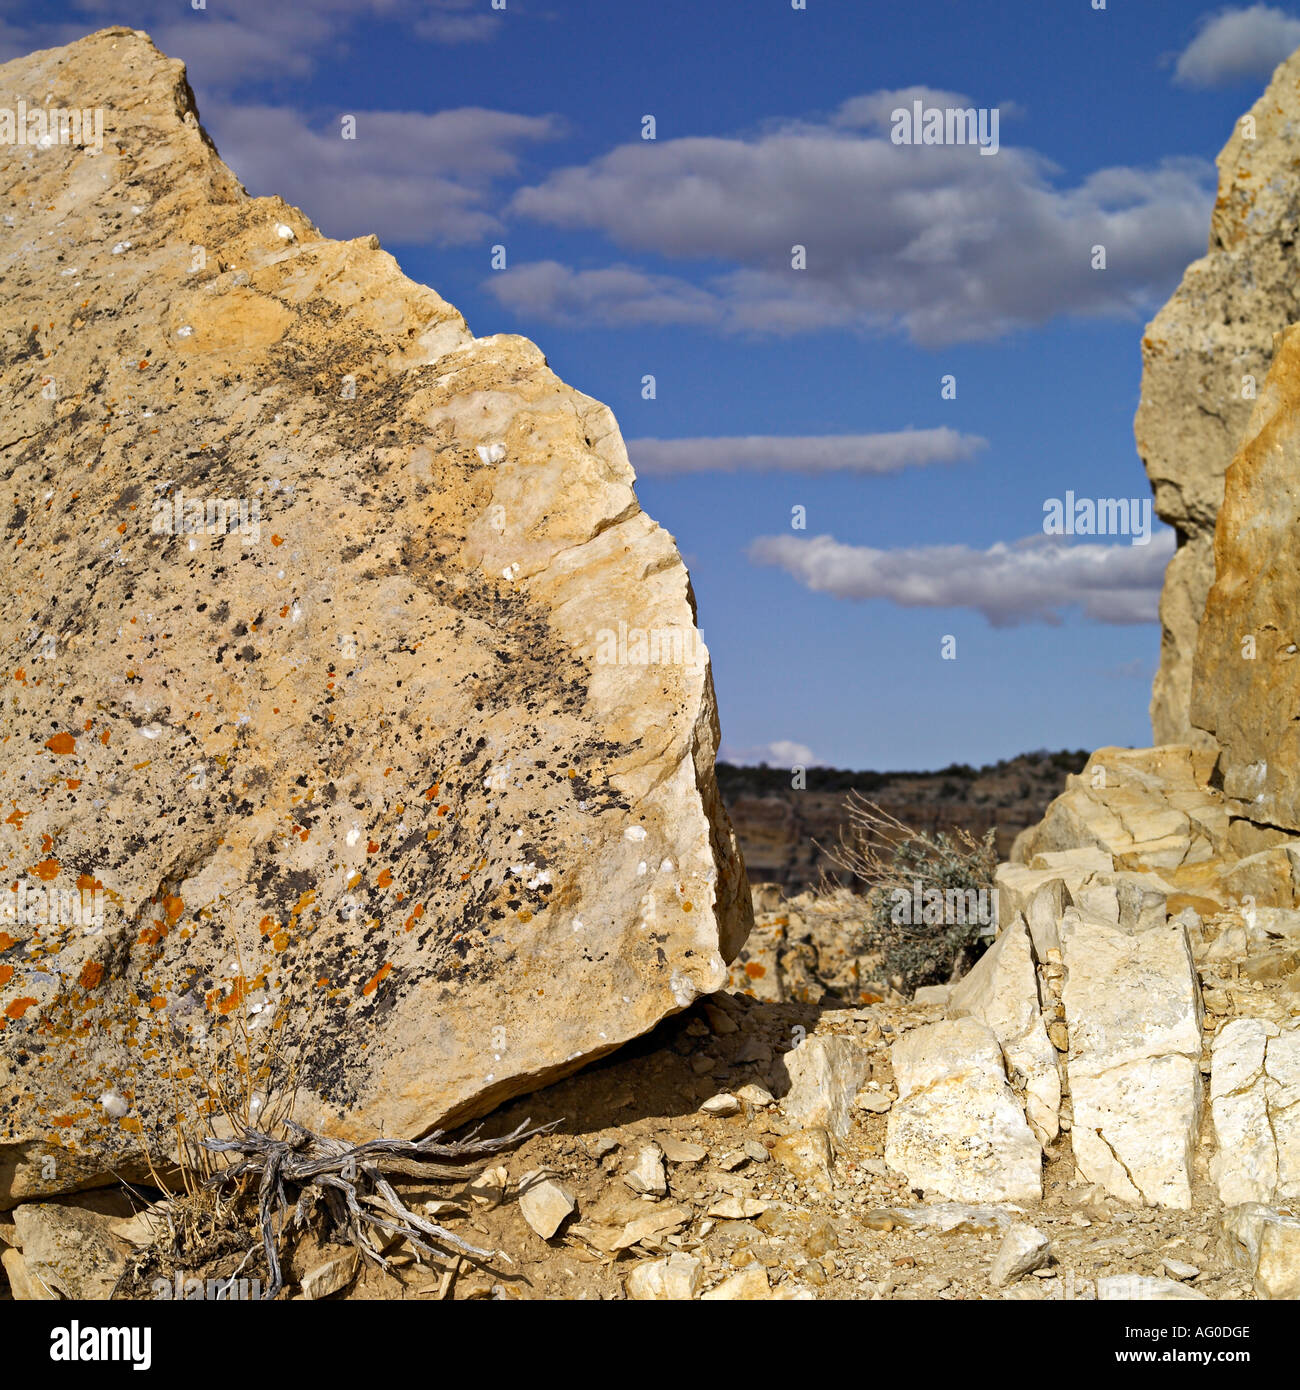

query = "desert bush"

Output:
[[824, 793, 998, 990]]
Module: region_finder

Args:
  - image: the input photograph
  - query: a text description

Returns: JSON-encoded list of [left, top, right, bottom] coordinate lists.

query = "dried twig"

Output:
[[203, 1116, 557, 1299]]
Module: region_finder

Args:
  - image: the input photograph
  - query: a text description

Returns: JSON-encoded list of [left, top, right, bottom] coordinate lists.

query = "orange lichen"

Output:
[[216, 978, 247, 1015], [30, 857, 60, 881], [5, 997, 38, 1019], [377, 868, 393, 889], [44, 732, 76, 755], [78, 961, 103, 990], [0, 966, 13, 987], [163, 895, 184, 925], [361, 962, 392, 996]]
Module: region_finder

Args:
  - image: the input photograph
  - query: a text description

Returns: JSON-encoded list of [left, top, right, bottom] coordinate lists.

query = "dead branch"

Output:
[[202, 1115, 558, 1299]]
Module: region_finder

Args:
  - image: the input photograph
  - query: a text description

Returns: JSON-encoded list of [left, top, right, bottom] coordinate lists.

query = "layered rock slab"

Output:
[[1017, 746, 1300, 913], [1137, 45, 1300, 745], [0, 29, 750, 1204]]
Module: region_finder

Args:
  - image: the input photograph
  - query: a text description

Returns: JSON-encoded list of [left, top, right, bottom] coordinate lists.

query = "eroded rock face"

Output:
[[1137, 47, 1300, 745], [0, 28, 749, 1205], [1193, 323, 1300, 833]]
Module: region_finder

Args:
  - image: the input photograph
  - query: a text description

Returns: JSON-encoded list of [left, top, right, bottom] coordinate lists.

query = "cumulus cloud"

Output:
[[491, 88, 1213, 344], [626, 429, 986, 477], [204, 104, 562, 245], [1172, 5, 1300, 88], [719, 740, 825, 768], [484, 260, 722, 326], [748, 529, 1175, 626]]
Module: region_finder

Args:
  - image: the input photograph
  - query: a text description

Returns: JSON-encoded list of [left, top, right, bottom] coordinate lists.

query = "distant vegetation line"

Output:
[[716, 748, 1091, 799]]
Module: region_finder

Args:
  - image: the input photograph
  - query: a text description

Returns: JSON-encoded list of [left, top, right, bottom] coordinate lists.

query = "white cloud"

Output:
[[203, 104, 562, 245], [0, 0, 503, 93], [719, 740, 824, 768], [1173, 5, 1300, 88], [413, 0, 504, 43], [483, 260, 722, 325], [493, 89, 1213, 345], [626, 429, 987, 476], [748, 529, 1175, 626]]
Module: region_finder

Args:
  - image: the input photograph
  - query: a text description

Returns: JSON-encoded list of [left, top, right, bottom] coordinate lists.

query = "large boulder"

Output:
[[0, 28, 750, 1205], [1137, 46, 1300, 745], [1193, 320, 1300, 833]]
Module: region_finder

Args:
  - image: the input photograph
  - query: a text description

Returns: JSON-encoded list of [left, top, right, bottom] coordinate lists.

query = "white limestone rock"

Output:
[[885, 1017, 1041, 1205], [1060, 911, 1202, 1208], [948, 915, 1060, 1147]]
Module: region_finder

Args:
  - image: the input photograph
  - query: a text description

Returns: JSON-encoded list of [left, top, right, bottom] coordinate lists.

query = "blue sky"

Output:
[[6, 0, 1296, 769]]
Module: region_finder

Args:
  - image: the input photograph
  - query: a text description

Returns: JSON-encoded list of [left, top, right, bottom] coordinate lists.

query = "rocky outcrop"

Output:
[[1193, 322, 1300, 830], [0, 28, 749, 1205], [727, 885, 895, 1006], [1137, 46, 1300, 745]]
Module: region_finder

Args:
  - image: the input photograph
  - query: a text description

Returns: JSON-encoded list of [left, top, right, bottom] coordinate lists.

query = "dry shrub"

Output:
[[823, 793, 997, 990]]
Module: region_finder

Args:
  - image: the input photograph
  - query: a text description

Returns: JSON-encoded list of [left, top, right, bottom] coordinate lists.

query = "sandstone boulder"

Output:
[[0, 28, 749, 1205], [1194, 321, 1300, 834], [1137, 45, 1300, 745], [777, 1033, 871, 1141], [1020, 746, 1297, 913]]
